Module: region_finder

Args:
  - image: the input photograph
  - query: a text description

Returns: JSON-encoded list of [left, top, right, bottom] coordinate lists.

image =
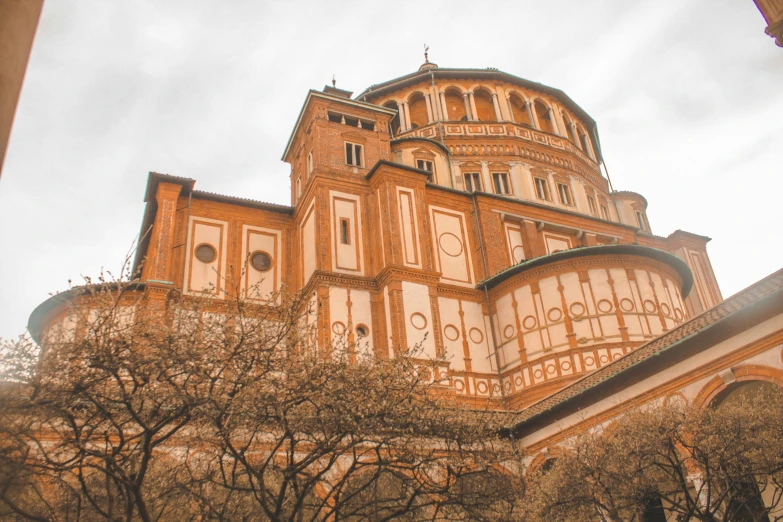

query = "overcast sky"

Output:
[[1, 0, 781, 339]]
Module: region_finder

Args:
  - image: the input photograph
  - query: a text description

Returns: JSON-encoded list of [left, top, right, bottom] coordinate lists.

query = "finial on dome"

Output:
[[419, 44, 438, 71], [332, 74, 336, 88]]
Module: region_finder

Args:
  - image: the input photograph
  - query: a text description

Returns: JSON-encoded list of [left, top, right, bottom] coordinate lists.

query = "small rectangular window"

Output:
[[340, 218, 350, 245], [307, 151, 313, 174], [636, 211, 650, 232], [416, 159, 433, 172], [345, 142, 363, 167], [600, 204, 610, 220], [534, 177, 551, 201], [492, 172, 511, 195], [587, 195, 597, 216], [296, 178, 301, 199], [557, 183, 574, 206], [464, 172, 481, 193]]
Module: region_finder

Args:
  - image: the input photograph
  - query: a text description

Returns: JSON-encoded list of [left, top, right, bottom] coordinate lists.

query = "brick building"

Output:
[[27, 61, 783, 510]]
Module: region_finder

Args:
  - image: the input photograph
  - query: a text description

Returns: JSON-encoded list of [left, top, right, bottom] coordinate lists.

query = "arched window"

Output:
[[384, 100, 402, 135], [407, 92, 428, 129], [508, 93, 531, 127], [578, 127, 593, 157], [473, 89, 497, 122], [444, 88, 467, 122], [534, 101, 555, 134], [711, 381, 777, 522], [340, 218, 350, 245], [562, 113, 578, 144]]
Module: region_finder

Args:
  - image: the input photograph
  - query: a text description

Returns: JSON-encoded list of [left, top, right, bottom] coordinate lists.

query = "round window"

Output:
[[195, 244, 216, 263], [250, 251, 272, 272], [356, 324, 369, 338]]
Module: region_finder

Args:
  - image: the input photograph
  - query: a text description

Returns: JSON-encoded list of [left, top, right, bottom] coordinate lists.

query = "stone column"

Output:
[[527, 102, 540, 130], [506, 95, 514, 123], [468, 92, 479, 122], [428, 85, 441, 121], [424, 93, 434, 123], [571, 122, 581, 148], [491, 93, 502, 121], [400, 102, 411, 131], [547, 108, 562, 136], [439, 91, 448, 121], [462, 93, 472, 121], [583, 131, 597, 160]]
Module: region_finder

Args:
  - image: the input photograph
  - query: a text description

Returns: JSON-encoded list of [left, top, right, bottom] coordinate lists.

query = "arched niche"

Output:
[[562, 112, 578, 144], [444, 87, 467, 122], [407, 91, 429, 129], [473, 88, 497, 122], [508, 93, 531, 126], [534, 100, 555, 134], [384, 100, 402, 135]]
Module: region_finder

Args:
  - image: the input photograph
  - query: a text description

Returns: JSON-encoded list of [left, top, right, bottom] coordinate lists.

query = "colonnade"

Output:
[[389, 86, 597, 161]]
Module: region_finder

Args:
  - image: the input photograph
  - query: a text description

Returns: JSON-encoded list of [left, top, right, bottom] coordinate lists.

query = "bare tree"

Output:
[[0, 272, 522, 521], [524, 385, 783, 522]]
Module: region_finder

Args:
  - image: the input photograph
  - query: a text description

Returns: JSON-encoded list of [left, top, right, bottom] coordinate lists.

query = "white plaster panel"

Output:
[[330, 191, 364, 274], [504, 222, 525, 264], [429, 205, 474, 287], [329, 287, 349, 347], [350, 289, 373, 356], [302, 204, 316, 284], [185, 216, 228, 297], [461, 300, 493, 374], [397, 188, 422, 269], [402, 281, 436, 358], [241, 225, 281, 303], [383, 285, 393, 358], [438, 297, 465, 371]]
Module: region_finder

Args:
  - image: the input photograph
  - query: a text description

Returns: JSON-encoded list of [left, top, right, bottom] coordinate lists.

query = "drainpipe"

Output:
[[592, 126, 623, 226], [430, 70, 455, 189], [471, 193, 507, 407]]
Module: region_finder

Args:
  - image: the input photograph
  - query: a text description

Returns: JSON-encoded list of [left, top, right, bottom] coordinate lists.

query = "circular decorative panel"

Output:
[[195, 244, 217, 263], [512, 245, 525, 263], [476, 381, 488, 394], [620, 298, 635, 312], [660, 303, 671, 316], [332, 322, 346, 335], [410, 313, 428, 330], [547, 308, 563, 322], [674, 308, 683, 321], [438, 232, 464, 257], [643, 300, 657, 313], [443, 325, 460, 341], [250, 251, 272, 272], [569, 302, 586, 317], [469, 327, 484, 344], [522, 315, 537, 330], [503, 324, 515, 339], [597, 299, 614, 313]]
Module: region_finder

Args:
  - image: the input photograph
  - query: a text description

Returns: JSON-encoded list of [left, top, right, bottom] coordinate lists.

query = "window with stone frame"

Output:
[[464, 172, 481, 193], [492, 172, 511, 195], [345, 142, 363, 167], [416, 159, 433, 173], [557, 183, 574, 206], [636, 211, 650, 232], [587, 195, 598, 216], [534, 177, 552, 201]]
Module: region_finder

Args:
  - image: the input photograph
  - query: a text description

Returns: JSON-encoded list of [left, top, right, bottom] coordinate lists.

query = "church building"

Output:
[[28, 60, 783, 466]]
